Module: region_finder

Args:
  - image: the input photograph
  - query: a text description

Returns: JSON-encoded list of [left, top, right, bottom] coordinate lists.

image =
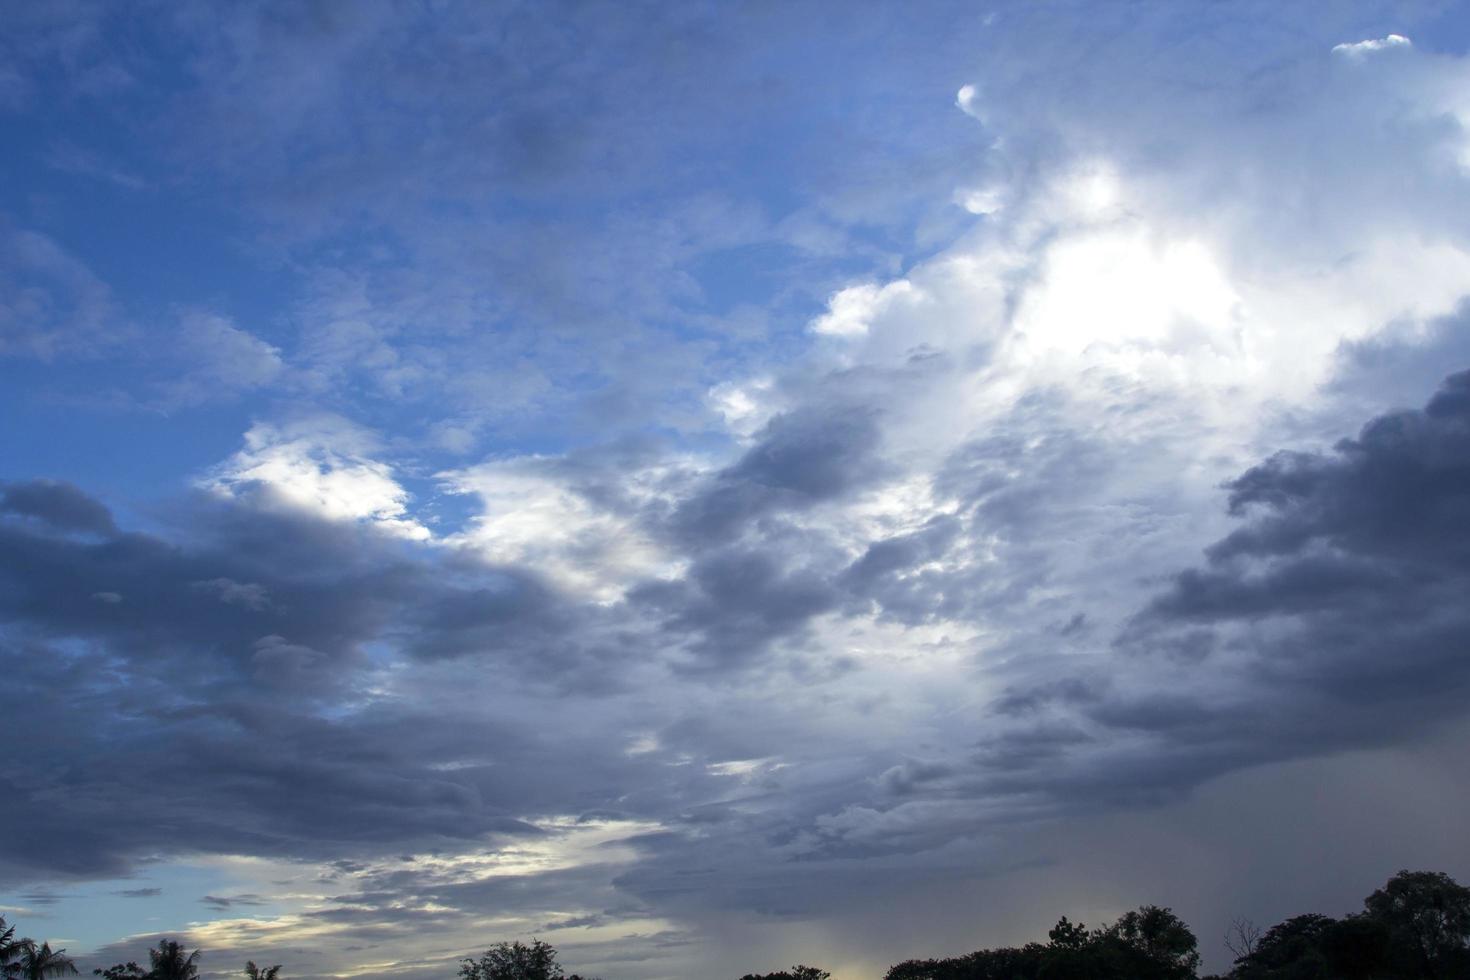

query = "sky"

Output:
[[4, 2, 1470, 978]]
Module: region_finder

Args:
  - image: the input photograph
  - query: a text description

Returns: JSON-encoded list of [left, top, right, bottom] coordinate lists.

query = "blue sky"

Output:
[[5, 2, 1470, 978]]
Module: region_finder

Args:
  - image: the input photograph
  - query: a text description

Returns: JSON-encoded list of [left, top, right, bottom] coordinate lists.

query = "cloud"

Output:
[[1139, 370, 1470, 727], [0, 478, 116, 534], [158, 312, 284, 405], [671, 406, 887, 546], [201, 419, 430, 541], [1332, 33, 1412, 57], [438, 454, 674, 602], [43, 141, 149, 190], [810, 280, 921, 338], [0, 228, 120, 359], [952, 368, 1470, 839], [201, 893, 268, 911], [192, 577, 272, 611], [0, 478, 722, 884]]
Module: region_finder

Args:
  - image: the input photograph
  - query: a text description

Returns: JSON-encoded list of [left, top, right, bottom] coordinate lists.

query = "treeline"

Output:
[[2, 869, 1467, 980], [875, 869, 1470, 980]]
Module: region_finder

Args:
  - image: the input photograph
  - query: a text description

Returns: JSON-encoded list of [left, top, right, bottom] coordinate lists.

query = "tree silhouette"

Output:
[[1047, 917, 1089, 950], [145, 942, 200, 980], [737, 967, 831, 980], [1107, 905, 1201, 978], [244, 963, 280, 980], [0, 921, 22, 976], [94, 939, 199, 980], [1364, 870, 1470, 978], [5, 942, 78, 980], [1223, 919, 1261, 962], [459, 940, 600, 980], [1228, 913, 1337, 978]]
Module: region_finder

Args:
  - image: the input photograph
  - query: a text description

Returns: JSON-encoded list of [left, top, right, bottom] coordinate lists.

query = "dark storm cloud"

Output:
[[839, 514, 964, 622], [1062, 367, 1470, 791], [631, 543, 841, 668], [1149, 368, 1470, 623], [0, 500, 405, 697], [735, 369, 1470, 872], [0, 639, 548, 879], [0, 484, 701, 880], [0, 479, 869, 890], [671, 407, 885, 545], [0, 478, 117, 534]]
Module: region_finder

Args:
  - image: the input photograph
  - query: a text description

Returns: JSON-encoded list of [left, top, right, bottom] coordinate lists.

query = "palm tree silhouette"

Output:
[[0, 921, 22, 976], [5, 941, 78, 980], [145, 943, 199, 980], [244, 962, 280, 980]]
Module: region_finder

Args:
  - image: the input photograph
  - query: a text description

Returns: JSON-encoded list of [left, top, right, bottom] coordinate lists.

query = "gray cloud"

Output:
[[671, 406, 886, 546], [201, 894, 267, 911], [1073, 368, 1470, 798], [1, 478, 117, 534]]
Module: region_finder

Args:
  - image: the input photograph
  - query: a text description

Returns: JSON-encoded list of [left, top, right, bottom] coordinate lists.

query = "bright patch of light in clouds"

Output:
[[439, 459, 676, 600]]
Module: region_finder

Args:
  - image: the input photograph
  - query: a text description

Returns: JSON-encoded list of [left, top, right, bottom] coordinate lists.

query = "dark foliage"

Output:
[[92, 941, 197, 980], [459, 940, 598, 980], [884, 905, 1198, 980], [882, 871, 1470, 980], [738, 967, 832, 980], [1226, 871, 1470, 980]]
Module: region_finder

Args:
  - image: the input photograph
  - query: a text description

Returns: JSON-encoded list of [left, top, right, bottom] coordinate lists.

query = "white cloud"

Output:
[[956, 185, 1006, 216], [1332, 33, 1411, 57], [1012, 231, 1239, 362], [809, 279, 922, 338], [706, 376, 777, 437], [439, 458, 676, 601], [955, 83, 982, 119], [202, 419, 430, 541]]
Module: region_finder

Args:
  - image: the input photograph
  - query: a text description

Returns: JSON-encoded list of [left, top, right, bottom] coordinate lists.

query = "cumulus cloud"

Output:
[[809, 280, 921, 338], [202, 419, 430, 540], [1139, 370, 1470, 730]]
